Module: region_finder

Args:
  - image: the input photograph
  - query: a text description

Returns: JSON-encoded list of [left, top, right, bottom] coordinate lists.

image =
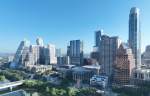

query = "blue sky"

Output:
[[0, 0, 150, 53]]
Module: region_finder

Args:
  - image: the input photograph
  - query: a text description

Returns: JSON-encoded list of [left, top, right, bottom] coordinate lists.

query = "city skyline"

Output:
[[0, 0, 150, 53]]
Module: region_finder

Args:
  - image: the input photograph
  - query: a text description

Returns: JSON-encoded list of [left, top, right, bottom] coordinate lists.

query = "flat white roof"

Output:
[[83, 65, 100, 69], [134, 68, 150, 73]]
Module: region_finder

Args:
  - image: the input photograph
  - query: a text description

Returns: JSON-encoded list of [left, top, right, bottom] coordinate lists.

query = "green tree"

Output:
[[49, 88, 67, 96], [46, 87, 50, 92], [50, 88, 57, 96], [0, 70, 24, 81], [58, 89, 67, 96], [0, 75, 6, 81], [67, 87, 77, 96], [76, 88, 101, 96]]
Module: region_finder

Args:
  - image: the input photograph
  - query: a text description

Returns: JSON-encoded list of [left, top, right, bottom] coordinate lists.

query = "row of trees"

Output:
[[45, 87, 100, 96], [45, 87, 76, 96], [21, 80, 102, 96], [0, 69, 28, 81]]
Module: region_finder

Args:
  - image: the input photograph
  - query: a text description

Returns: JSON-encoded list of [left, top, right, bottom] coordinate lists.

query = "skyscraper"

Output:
[[91, 30, 103, 64], [67, 46, 70, 57], [113, 43, 135, 86], [29, 38, 45, 65], [29, 45, 41, 65], [45, 44, 57, 65], [57, 56, 70, 65], [100, 34, 121, 77], [129, 7, 141, 68], [11, 38, 58, 68], [36, 37, 44, 46], [95, 30, 102, 47], [10, 39, 30, 68], [56, 48, 62, 57], [69, 40, 83, 66]]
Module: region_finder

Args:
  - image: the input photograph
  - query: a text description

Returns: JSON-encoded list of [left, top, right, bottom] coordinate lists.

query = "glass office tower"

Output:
[[129, 7, 141, 68]]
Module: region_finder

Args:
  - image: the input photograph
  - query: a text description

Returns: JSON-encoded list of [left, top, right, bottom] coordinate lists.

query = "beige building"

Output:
[[30, 65, 52, 73], [45, 44, 57, 65]]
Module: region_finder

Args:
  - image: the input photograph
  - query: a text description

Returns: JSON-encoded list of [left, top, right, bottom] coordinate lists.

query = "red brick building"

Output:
[[113, 43, 135, 86]]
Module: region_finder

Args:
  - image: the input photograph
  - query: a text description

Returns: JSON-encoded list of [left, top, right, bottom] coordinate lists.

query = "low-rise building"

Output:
[[142, 45, 150, 67], [131, 67, 150, 85], [58, 68, 72, 79], [90, 75, 108, 88], [83, 64, 100, 75], [72, 67, 94, 82], [28, 65, 52, 73], [57, 65, 75, 78]]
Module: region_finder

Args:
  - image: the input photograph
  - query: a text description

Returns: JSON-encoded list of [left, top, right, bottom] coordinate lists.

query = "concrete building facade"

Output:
[[100, 35, 121, 77], [68, 40, 83, 66]]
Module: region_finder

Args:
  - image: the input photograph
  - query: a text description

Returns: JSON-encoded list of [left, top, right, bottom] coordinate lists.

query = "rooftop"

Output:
[[83, 64, 100, 69], [130, 7, 140, 14]]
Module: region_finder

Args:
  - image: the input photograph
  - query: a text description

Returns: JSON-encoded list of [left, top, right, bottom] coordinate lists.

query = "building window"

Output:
[[134, 73, 137, 78]]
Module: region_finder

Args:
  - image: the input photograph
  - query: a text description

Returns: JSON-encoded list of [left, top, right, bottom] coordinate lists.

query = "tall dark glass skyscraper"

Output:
[[129, 7, 141, 68], [95, 30, 102, 47]]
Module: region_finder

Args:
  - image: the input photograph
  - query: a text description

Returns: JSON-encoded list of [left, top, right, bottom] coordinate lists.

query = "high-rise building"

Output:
[[10, 39, 30, 68], [24, 52, 34, 67], [45, 44, 57, 65], [91, 30, 103, 64], [69, 40, 83, 66], [113, 43, 135, 86], [29, 45, 41, 65], [129, 7, 141, 68], [90, 46, 99, 63], [67, 46, 70, 56], [36, 37, 44, 46], [57, 56, 70, 65], [11, 38, 58, 68], [56, 48, 62, 57], [65, 56, 70, 65], [100, 35, 121, 77], [95, 30, 103, 47], [36, 37, 45, 64]]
